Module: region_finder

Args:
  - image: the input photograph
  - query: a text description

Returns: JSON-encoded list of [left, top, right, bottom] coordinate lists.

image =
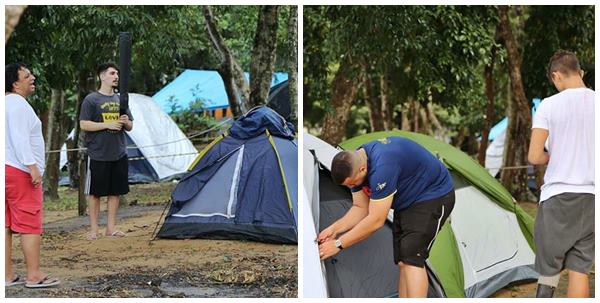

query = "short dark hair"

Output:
[[96, 62, 119, 78], [5, 62, 27, 93], [547, 50, 581, 82], [331, 151, 356, 185]]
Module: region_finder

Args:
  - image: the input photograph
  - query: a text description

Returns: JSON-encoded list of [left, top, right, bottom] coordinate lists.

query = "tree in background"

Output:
[[5, 5, 27, 43], [249, 6, 280, 108], [203, 5, 251, 116], [497, 6, 533, 201], [286, 6, 298, 127], [305, 6, 500, 145]]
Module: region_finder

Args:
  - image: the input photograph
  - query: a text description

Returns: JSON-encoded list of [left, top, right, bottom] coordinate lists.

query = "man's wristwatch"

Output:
[[335, 239, 344, 250]]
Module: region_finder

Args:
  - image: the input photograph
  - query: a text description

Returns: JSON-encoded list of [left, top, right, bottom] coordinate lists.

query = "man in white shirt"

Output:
[[5, 63, 60, 288], [528, 50, 594, 298]]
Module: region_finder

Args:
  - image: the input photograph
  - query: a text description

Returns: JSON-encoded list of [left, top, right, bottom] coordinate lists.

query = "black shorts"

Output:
[[85, 155, 129, 197], [392, 190, 455, 267]]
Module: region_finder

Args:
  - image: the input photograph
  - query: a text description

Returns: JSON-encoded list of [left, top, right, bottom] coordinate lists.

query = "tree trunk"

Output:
[[498, 6, 533, 201], [321, 57, 360, 145], [77, 146, 87, 216], [43, 88, 65, 201], [203, 5, 250, 116], [427, 102, 445, 139], [249, 5, 279, 108], [400, 104, 410, 130], [39, 110, 49, 143], [453, 126, 467, 149], [286, 6, 298, 127], [380, 72, 392, 130], [411, 100, 420, 132], [419, 106, 433, 135], [68, 72, 90, 188], [5, 5, 27, 43], [477, 45, 497, 166], [75, 71, 95, 216], [363, 63, 384, 132]]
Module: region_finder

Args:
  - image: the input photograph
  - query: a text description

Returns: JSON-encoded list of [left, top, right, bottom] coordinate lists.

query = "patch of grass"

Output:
[[127, 182, 177, 205], [43, 182, 177, 211], [44, 187, 80, 211]]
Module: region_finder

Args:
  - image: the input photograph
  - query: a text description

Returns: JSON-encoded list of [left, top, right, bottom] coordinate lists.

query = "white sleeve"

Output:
[[7, 105, 36, 166], [532, 99, 549, 130]]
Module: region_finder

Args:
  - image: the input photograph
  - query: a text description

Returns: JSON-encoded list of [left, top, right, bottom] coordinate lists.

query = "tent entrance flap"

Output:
[[318, 168, 398, 298], [452, 187, 519, 276], [172, 146, 244, 219]]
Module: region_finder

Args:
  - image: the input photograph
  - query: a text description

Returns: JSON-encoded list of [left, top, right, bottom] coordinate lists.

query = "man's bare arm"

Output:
[[80, 120, 121, 132], [528, 128, 550, 165]]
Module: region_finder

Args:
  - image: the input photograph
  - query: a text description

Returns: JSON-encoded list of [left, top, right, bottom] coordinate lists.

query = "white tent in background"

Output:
[[484, 98, 541, 177], [60, 93, 198, 183], [485, 129, 505, 177]]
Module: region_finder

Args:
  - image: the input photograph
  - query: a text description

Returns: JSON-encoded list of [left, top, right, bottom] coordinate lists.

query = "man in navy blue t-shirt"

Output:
[[317, 136, 455, 298]]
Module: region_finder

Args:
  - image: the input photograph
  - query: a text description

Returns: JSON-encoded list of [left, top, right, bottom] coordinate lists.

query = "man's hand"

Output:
[[29, 165, 42, 187], [317, 225, 337, 244], [119, 115, 132, 131], [105, 121, 123, 131], [318, 239, 341, 260]]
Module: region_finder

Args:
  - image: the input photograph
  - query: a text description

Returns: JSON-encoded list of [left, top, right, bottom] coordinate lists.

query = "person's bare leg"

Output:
[[5, 228, 15, 281], [404, 262, 428, 298], [88, 195, 101, 237], [106, 195, 120, 235], [567, 270, 589, 298], [21, 233, 43, 282], [398, 262, 408, 298]]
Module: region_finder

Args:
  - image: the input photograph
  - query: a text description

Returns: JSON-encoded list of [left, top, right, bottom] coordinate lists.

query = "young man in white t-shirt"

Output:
[[528, 50, 594, 298]]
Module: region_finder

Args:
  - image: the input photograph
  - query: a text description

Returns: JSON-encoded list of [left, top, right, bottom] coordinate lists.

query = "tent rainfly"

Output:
[[157, 106, 298, 244]]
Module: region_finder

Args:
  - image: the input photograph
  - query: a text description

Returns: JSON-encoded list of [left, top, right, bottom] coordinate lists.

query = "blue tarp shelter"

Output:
[[157, 106, 298, 243], [152, 69, 288, 113]]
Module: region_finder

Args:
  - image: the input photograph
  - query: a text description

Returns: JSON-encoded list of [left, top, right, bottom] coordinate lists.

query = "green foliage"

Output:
[[304, 5, 594, 146], [6, 6, 210, 120], [522, 6, 595, 99], [167, 88, 219, 134], [208, 5, 293, 73], [6, 5, 295, 119], [304, 6, 503, 139]]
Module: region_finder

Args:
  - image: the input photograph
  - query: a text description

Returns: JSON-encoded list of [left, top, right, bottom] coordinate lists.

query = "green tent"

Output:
[[338, 131, 537, 297]]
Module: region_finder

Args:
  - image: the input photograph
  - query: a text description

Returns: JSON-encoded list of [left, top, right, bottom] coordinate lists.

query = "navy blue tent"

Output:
[[157, 107, 298, 243]]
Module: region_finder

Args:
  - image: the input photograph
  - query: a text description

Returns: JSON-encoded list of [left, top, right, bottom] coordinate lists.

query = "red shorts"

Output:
[[5, 165, 43, 234]]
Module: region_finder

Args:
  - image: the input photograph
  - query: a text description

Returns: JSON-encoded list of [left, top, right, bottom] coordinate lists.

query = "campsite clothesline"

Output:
[[45, 117, 232, 154], [486, 164, 546, 171], [127, 152, 199, 161]]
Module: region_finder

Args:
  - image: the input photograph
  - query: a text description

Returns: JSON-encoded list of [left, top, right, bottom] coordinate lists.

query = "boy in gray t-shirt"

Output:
[[80, 91, 132, 162], [79, 62, 133, 240]]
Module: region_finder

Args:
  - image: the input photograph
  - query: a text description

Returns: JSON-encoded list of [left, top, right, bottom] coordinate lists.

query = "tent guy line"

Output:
[[45, 117, 232, 154]]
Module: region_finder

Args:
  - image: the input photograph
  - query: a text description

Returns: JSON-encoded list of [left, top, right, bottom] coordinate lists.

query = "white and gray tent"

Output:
[[60, 93, 198, 183], [303, 132, 537, 298]]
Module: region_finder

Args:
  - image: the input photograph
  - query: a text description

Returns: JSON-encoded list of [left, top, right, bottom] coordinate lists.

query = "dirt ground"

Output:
[[5, 203, 297, 298], [5, 192, 593, 298]]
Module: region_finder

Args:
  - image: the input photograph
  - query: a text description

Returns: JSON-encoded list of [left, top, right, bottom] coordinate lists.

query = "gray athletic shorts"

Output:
[[534, 192, 595, 275]]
